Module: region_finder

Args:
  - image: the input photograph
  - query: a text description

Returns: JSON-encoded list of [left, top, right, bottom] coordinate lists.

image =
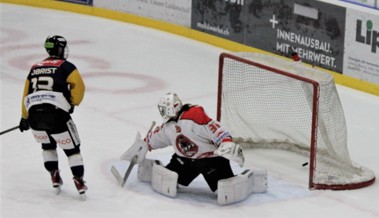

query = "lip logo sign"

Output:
[[356, 19, 379, 53]]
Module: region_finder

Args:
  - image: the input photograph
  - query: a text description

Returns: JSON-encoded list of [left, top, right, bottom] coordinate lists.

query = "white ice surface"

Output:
[[1, 3, 379, 218]]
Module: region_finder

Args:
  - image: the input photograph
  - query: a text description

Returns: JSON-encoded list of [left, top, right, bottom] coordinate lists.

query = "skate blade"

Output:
[[79, 193, 86, 201], [54, 186, 61, 195]]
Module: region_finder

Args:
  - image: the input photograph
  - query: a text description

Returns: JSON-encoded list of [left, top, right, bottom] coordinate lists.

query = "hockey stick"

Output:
[[110, 156, 138, 187], [0, 126, 19, 136], [121, 156, 137, 187], [111, 166, 123, 185], [111, 121, 156, 187]]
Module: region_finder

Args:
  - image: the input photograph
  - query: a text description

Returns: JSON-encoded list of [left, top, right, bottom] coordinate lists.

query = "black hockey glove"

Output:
[[69, 106, 74, 114], [19, 118, 30, 132]]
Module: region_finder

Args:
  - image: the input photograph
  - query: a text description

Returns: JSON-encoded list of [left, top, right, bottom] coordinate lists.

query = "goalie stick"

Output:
[[111, 156, 137, 187], [111, 121, 156, 187]]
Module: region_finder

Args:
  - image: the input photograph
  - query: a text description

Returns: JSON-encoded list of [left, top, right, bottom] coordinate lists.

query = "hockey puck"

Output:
[[302, 162, 308, 167]]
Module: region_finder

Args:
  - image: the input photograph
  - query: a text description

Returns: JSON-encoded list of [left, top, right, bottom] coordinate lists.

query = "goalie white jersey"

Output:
[[146, 105, 232, 159]]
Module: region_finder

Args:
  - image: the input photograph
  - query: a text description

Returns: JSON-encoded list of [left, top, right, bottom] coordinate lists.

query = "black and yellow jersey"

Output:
[[21, 57, 85, 119]]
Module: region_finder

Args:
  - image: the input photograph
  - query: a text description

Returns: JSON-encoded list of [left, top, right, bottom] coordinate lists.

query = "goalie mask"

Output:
[[158, 93, 183, 123], [44, 35, 69, 59]]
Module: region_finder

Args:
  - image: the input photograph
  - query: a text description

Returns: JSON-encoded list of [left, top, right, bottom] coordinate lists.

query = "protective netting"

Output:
[[218, 52, 375, 190]]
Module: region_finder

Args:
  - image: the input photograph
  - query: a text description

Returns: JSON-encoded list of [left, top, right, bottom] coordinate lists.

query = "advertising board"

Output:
[[59, 0, 93, 5], [340, 0, 378, 10], [343, 9, 379, 84], [94, 0, 191, 27], [191, 0, 346, 73]]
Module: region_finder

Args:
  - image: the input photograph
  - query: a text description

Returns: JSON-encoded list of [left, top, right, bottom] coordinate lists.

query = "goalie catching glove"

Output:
[[214, 141, 244, 167]]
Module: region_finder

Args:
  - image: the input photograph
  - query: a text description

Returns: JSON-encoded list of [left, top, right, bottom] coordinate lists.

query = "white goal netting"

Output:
[[218, 52, 375, 190]]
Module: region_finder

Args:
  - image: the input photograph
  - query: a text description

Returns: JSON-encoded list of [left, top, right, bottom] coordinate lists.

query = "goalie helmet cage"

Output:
[[217, 52, 375, 190]]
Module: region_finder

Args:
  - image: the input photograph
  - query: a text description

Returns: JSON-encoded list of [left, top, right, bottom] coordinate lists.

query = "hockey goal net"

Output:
[[217, 52, 375, 190]]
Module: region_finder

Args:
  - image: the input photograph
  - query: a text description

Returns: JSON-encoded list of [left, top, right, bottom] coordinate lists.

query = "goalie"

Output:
[[121, 93, 267, 205]]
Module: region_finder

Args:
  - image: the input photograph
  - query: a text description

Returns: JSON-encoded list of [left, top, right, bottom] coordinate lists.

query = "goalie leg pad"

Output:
[[138, 159, 162, 182], [217, 169, 268, 205], [151, 161, 178, 198], [251, 169, 268, 193]]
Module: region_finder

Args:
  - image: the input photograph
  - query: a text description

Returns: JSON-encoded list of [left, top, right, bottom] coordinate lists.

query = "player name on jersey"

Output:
[[31, 67, 57, 76]]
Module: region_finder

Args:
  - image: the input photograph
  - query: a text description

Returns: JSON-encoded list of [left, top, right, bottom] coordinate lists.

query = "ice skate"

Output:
[[73, 177, 87, 200], [50, 170, 63, 194]]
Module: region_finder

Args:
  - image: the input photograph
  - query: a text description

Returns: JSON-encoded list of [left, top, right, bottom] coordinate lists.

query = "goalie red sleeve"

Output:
[[180, 106, 211, 125]]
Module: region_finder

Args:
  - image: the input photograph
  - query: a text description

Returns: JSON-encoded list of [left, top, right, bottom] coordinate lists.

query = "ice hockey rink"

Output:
[[1, 3, 379, 218]]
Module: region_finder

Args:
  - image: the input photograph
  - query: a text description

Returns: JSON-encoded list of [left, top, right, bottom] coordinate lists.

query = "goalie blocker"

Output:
[[138, 158, 268, 205]]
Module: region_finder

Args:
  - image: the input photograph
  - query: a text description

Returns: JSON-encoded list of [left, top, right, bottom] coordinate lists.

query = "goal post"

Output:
[[217, 52, 375, 190]]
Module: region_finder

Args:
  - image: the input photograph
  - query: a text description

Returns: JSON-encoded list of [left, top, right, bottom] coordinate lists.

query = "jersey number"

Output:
[[31, 77, 54, 92]]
